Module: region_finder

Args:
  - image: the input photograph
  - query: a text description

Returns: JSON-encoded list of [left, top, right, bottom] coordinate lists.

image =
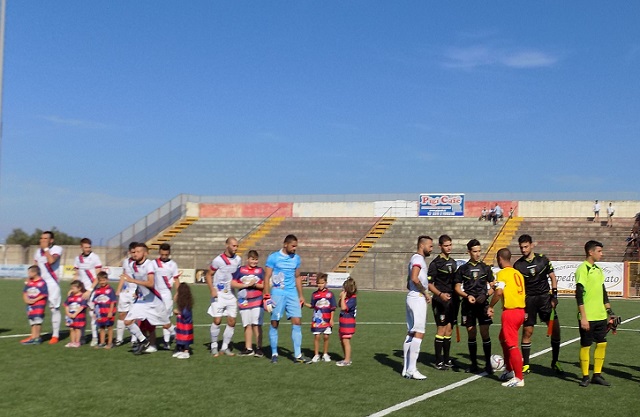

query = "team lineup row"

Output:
[[21, 232, 357, 365], [21, 230, 618, 385], [402, 234, 618, 388]]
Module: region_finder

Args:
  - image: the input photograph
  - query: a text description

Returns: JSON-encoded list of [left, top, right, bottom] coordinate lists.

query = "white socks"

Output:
[[51, 308, 61, 338], [116, 320, 125, 342], [210, 323, 220, 344], [163, 325, 175, 343], [127, 322, 145, 342], [221, 326, 235, 351], [403, 335, 412, 373], [407, 337, 423, 374]]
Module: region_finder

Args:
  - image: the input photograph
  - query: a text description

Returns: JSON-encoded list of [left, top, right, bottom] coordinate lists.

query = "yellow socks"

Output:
[[594, 342, 607, 374], [580, 346, 591, 376]]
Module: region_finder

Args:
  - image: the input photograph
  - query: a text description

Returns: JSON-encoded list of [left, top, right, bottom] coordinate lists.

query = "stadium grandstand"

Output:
[[87, 192, 640, 295]]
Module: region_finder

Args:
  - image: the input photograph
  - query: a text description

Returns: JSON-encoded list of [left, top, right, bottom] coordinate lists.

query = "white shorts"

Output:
[[46, 282, 61, 309], [406, 294, 428, 334], [313, 327, 332, 335], [29, 317, 44, 326], [117, 292, 135, 312], [160, 293, 174, 317], [239, 308, 264, 327], [125, 301, 170, 326], [207, 295, 238, 318]]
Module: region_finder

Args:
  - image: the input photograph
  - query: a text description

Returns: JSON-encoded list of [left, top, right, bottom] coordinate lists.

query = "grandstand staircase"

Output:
[[237, 216, 286, 257], [483, 216, 523, 265], [333, 217, 396, 273], [148, 216, 199, 250]]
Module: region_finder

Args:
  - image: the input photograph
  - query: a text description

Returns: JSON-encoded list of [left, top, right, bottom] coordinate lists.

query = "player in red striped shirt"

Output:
[[305, 273, 336, 363], [232, 250, 265, 357], [337, 277, 357, 367], [173, 283, 194, 359], [91, 272, 117, 348], [21, 265, 48, 345], [64, 280, 88, 348]]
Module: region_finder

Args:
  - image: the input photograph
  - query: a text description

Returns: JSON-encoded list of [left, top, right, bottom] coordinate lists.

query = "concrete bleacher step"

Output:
[[483, 217, 523, 265], [237, 216, 286, 257], [148, 216, 199, 249], [344, 217, 501, 289], [334, 217, 396, 273]]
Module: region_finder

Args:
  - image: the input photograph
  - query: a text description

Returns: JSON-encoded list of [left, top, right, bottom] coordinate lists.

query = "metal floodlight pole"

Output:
[[0, 0, 5, 186]]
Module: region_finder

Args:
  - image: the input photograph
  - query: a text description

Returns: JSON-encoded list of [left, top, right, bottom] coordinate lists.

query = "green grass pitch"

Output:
[[0, 279, 638, 417]]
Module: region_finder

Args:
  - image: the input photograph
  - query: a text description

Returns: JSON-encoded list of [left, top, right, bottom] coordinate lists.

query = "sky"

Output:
[[0, 1, 638, 243]]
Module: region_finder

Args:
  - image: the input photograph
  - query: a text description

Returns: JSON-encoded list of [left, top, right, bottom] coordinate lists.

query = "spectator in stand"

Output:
[[489, 203, 504, 225], [480, 207, 488, 221], [606, 203, 615, 228], [627, 231, 638, 253], [509, 207, 514, 219], [593, 200, 600, 223]]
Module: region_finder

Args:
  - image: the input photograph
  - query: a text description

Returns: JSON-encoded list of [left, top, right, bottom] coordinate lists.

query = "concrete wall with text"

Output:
[[518, 201, 639, 218], [193, 200, 638, 219]]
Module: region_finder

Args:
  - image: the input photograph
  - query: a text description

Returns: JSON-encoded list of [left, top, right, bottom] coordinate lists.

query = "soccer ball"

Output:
[[490, 354, 505, 371]]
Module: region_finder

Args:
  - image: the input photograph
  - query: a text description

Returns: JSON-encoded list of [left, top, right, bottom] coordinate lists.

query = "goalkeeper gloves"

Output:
[[607, 308, 621, 335], [263, 294, 275, 313]]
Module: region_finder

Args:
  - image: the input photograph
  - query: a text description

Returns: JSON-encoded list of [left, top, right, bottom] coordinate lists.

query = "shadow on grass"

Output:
[[374, 352, 403, 375], [529, 362, 581, 382], [605, 362, 640, 383], [0, 328, 11, 334]]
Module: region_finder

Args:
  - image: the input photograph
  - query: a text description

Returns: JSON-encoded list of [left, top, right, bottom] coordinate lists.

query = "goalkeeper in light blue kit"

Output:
[[263, 234, 311, 364]]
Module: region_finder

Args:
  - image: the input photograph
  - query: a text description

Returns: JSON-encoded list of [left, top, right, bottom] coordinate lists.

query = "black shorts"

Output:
[[432, 295, 457, 327], [461, 300, 492, 327], [579, 319, 608, 347], [524, 294, 557, 326]]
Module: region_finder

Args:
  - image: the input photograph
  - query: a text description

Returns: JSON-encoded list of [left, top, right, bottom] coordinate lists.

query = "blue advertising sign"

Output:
[[418, 194, 465, 217]]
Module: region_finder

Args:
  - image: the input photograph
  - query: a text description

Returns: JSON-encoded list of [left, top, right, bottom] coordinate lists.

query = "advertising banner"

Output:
[[418, 194, 464, 217], [549, 261, 624, 297], [178, 269, 196, 284], [0, 264, 29, 278]]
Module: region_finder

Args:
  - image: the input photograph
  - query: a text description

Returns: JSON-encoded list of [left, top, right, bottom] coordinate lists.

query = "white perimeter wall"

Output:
[[293, 202, 374, 217], [518, 201, 639, 217], [291, 200, 639, 218]]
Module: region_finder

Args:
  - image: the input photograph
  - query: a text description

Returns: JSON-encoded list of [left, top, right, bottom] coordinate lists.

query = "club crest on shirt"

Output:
[[94, 294, 111, 304], [26, 287, 41, 297], [241, 275, 257, 285], [316, 298, 330, 308], [272, 272, 285, 288], [68, 302, 82, 313]]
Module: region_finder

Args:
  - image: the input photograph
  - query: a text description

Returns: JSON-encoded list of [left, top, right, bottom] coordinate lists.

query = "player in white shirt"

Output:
[[153, 243, 181, 349], [122, 243, 171, 355], [72, 238, 103, 346], [206, 237, 242, 357], [402, 235, 433, 380], [115, 242, 138, 346], [34, 231, 64, 344]]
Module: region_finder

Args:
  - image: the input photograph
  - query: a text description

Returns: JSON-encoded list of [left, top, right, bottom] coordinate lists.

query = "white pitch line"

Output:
[[0, 333, 34, 339], [367, 314, 640, 417], [2, 319, 638, 339]]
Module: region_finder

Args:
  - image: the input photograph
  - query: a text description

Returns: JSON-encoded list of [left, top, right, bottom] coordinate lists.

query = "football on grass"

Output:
[[490, 354, 505, 371]]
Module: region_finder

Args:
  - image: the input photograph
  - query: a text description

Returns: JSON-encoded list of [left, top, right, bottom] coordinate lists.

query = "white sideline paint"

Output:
[[2, 320, 639, 339], [367, 314, 640, 417]]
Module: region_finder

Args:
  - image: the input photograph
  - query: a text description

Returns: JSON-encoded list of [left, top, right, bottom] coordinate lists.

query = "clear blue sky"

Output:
[[0, 1, 638, 243]]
